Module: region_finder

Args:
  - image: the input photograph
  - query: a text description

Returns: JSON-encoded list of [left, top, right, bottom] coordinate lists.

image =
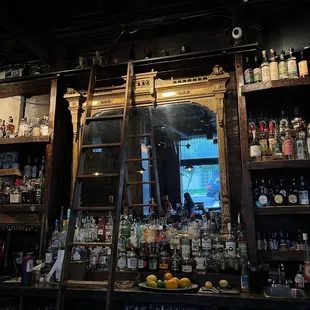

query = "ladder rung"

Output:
[[127, 133, 151, 138], [77, 173, 119, 179], [62, 280, 108, 287], [73, 207, 115, 211], [67, 242, 112, 247], [129, 204, 157, 207], [86, 115, 123, 122], [126, 157, 153, 162], [81, 143, 121, 149], [127, 181, 155, 185]]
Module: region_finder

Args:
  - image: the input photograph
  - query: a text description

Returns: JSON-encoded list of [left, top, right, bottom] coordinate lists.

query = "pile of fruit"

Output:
[[145, 273, 192, 289]]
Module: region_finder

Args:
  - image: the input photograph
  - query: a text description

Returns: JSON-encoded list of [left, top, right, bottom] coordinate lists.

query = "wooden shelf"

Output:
[[0, 168, 21, 176], [0, 136, 50, 145], [241, 77, 310, 94], [63, 280, 108, 288], [258, 251, 305, 262], [0, 204, 44, 213], [256, 205, 310, 215], [247, 160, 310, 170]]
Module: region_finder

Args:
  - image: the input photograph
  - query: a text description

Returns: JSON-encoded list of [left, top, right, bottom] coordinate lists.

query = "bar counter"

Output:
[[2, 283, 310, 309]]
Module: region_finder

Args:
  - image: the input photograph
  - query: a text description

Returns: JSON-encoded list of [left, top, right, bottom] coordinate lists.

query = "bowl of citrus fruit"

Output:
[[139, 273, 198, 292]]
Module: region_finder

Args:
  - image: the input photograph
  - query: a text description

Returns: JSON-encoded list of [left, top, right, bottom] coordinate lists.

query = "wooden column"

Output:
[[65, 91, 85, 200]]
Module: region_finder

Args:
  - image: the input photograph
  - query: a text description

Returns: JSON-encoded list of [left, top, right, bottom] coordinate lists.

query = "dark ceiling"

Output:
[[0, 0, 303, 69]]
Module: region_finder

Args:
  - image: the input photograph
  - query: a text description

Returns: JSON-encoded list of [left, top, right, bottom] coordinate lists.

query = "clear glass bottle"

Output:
[[295, 131, 307, 160], [117, 240, 127, 271], [244, 57, 254, 84], [298, 176, 309, 205], [261, 50, 270, 82], [126, 243, 138, 271], [18, 118, 26, 137], [295, 264, 305, 288], [269, 49, 279, 80], [40, 116, 49, 136], [298, 50, 308, 77], [250, 130, 261, 160], [32, 118, 41, 137], [283, 129, 295, 160], [195, 246, 206, 274], [253, 56, 262, 82], [6, 116, 15, 138], [278, 50, 288, 79], [97, 217, 105, 242], [225, 223, 236, 259], [287, 48, 298, 78]]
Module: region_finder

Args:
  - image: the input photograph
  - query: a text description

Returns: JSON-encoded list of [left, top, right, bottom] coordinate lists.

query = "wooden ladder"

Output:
[[56, 61, 134, 310]]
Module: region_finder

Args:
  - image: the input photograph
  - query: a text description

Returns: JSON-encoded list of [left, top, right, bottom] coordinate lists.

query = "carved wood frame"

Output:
[[64, 71, 231, 232]]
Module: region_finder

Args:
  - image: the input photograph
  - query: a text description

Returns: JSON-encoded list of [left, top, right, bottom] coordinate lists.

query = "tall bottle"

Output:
[[261, 50, 270, 82], [287, 48, 298, 78], [253, 56, 262, 83], [240, 259, 249, 291], [298, 176, 309, 205], [298, 50, 309, 77], [269, 49, 279, 80], [295, 131, 307, 160], [307, 125, 310, 157], [288, 179, 298, 205], [237, 213, 248, 259], [225, 223, 236, 259], [244, 57, 254, 84], [283, 129, 295, 160], [303, 233, 310, 283], [6, 116, 15, 138], [278, 50, 288, 79], [250, 130, 261, 160]]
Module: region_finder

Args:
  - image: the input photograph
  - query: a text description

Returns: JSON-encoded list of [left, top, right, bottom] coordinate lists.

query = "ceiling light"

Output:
[[185, 164, 194, 171], [137, 167, 146, 174]]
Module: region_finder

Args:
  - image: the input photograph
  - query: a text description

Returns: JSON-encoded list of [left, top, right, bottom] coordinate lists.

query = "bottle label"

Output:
[[268, 138, 277, 154], [127, 257, 137, 269], [181, 265, 192, 273], [274, 194, 283, 204], [283, 139, 295, 155], [225, 241, 236, 257], [250, 145, 261, 157], [288, 194, 298, 204], [195, 257, 206, 270], [299, 190, 309, 205], [202, 239, 212, 251], [299, 60, 308, 77], [171, 260, 180, 271], [182, 245, 190, 256], [159, 263, 169, 270], [258, 195, 268, 205], [253, 68, 261, 82], [261, 66, 271, 82], [45, 253, 53, 264], [98, 229, 104, 235], [191, 239, 200, 253], [72, 251, 81, 261], [287, 60, 298, 78], [270, 62, 279, 80], [117, 257, 126, 269], [148, 259, 158, 270], [279, 62, 288, 79], [238, 242, 248, 259], [259, 139, 268, 155], [26, 259, 34, 272], [296, 141, 306, 159], [244, 69, 254, 84], [138, 258, 147, 269], [241, 275, 249, 290]]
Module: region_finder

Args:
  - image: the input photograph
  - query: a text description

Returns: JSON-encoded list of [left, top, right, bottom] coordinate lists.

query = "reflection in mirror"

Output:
[[81, 103, 220, 218]]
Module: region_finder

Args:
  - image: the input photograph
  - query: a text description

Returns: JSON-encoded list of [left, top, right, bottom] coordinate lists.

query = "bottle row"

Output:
[[244, 48, 308, 84], [123, 303, 218, 310], [0, 115, 50, 138], [256, 230, 307, 252], [253, 176, 309, 207], [249, 109, 310, 160]]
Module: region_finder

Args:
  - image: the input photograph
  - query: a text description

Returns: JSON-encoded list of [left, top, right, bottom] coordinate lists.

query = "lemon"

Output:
[[205, 281, 213, 289], [178, 278, 191, 288], [147, 281, 157, 288], [219, 279, 228, 288], [146, 275, 158, 284]]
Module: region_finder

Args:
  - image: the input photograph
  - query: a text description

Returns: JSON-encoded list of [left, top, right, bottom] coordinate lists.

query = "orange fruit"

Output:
[[166, 279, 178, 289], [164, 272, 173, 281], [171, 277, 179, 283], [178, 278, 191, 288]]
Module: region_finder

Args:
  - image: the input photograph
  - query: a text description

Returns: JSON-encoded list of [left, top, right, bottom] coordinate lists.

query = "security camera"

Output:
[[232, 27, 244, 46]]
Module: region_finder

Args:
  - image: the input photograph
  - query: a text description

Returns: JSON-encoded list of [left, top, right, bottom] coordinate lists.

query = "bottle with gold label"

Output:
[[298, 50, 308, 77], [288, 179, 298, 205], [287, 48, 298, 78], [269, 49, 279, 80], [268, 121, 277, 155], [273, 182, 285, 206], [283, 129, 295, 160], [278, 50, 288, 79], [261, 50, 270, 82]]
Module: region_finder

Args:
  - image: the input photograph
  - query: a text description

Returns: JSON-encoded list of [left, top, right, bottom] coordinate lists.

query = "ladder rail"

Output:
[[105, 61, 134, 310]]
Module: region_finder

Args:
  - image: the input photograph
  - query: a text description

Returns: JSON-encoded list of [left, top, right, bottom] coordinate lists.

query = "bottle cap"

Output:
[[303, 233, 308, 241]]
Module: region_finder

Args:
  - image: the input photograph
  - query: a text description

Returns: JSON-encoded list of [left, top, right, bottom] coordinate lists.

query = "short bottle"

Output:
[[250, 130, 261, 160], [298, 176, 309, 205], [298, 50, 309, 77], [283, 129, 295, 160], [244, 57, 254, 84], [253, 56, 262, 82]]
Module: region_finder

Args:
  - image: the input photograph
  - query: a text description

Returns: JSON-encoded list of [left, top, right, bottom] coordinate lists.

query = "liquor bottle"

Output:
[[282, 129, 295, 160], [268, 121, 277, 155], [295, 131, 307, 159], [303, 233, 310, 283], [296, 229, 303, 251], [148, 242, 159, 271], [10, 179, 22, 203], [279, 179, 287, 204], [256, 177, 270, 207], [273, 181, 284, 206], [295, 264, 305, 289], [269, 49, 279, 80], [237, 213, 247, 259], [92, 51, 103, 66], [244, 57, 254, 84], [145, 47, 153, 59], [105, 211, 113, 242], [279, 110, 290, 138], [287, 48, 298, 78], [253, 56, 262, 82], [274, 128, 283, 157], [250, 130, 261, 160], [126, 243, 138, 271], [181, 254, 194, 273], [298, 50, 309, 77], [278, 50, 288, 79], [288, 179, 298, 205], [137, 243, 148, 271], [97, 217, 105, 242], [256, 232, 262, 251], [195, 246, 206, 274], [261, 50, 270, 82], [240, 259, 249, 291], [171, 245, 181, 272], [225, 223, 236, 259], [0, 119, 4, 138], [307, 125, 310, 157], [6, 116, 15, 138], [117, 240, 127, 271], [159, 241, 170, 271], [298, 176, 309, 205]]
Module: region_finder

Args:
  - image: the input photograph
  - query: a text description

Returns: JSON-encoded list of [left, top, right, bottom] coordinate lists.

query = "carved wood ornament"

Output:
[[64, 69, 231, 234]]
